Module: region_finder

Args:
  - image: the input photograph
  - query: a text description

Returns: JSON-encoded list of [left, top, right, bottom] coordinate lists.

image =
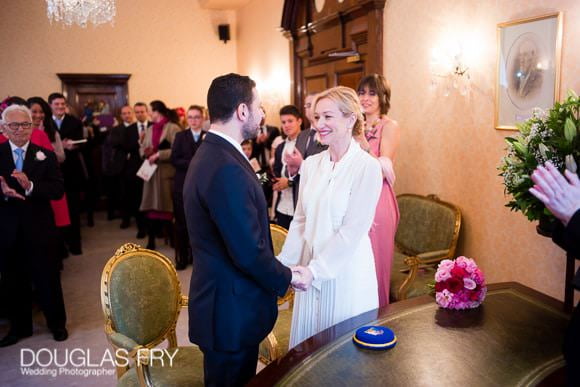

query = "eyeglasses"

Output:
[[4, 122, 33, 130]]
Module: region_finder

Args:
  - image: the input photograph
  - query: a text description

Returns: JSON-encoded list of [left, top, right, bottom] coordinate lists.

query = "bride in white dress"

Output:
[[278, 86, 383, 349]]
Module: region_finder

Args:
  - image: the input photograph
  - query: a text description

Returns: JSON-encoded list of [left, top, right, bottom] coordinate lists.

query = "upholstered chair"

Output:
[[390, 194, 461, 302], [100, 243, 203, 386], [259, 225, 294, 364]]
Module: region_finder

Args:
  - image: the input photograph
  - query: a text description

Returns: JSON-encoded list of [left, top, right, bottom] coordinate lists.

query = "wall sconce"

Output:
[[430, 41, 471, 96]]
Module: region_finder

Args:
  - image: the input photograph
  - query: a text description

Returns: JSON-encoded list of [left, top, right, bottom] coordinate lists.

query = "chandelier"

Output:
[[46, 0, 116, 28]]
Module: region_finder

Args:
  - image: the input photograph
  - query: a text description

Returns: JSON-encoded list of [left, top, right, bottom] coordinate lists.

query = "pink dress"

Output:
[[366, 120, 400, 307]]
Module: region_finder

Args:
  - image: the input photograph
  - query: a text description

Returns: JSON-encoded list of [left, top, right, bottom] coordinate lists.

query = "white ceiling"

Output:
[[198, 0, 253, 10]]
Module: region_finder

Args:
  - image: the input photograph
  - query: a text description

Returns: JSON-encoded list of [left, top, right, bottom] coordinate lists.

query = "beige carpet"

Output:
[[0, 212, 198, 386]]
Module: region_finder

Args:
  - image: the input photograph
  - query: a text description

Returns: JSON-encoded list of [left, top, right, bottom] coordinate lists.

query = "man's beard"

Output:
[[241, 112, 259, 140]]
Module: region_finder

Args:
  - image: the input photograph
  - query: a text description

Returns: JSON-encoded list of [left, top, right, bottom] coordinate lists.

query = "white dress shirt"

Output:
[[208, 129, 250, 163]]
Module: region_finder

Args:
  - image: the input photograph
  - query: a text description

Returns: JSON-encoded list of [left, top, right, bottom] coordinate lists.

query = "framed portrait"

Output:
[[495, 12, 563, 130]]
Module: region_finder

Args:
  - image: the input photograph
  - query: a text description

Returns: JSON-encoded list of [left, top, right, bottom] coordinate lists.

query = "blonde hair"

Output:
[[313, 86, 364, 136]]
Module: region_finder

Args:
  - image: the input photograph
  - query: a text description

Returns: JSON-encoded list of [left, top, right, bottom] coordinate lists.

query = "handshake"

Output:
[[290, 265, 313, 291]]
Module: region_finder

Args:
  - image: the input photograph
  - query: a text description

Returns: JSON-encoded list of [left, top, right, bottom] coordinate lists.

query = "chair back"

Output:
[[270, 224, 288, 256], [395, 194, 461, 256], [101, 243, 183, 347]]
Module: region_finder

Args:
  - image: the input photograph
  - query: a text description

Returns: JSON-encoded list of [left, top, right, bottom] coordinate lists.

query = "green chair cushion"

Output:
[[117, 346, 204, 387], [109, 254, 180, 345]]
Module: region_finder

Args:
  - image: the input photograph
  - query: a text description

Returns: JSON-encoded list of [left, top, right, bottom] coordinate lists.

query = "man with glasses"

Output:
[[171, 105, 206, 270], [0, 104, 68, 347]]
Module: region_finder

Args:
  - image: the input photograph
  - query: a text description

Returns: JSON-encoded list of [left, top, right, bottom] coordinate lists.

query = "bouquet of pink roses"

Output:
[[434, 256, 487, 310]]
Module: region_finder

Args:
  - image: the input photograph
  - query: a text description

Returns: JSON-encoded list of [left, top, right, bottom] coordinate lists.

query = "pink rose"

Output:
[[436, 289, 453, 308], [463, 278, 476, 290], [435, 267, 452, 282]]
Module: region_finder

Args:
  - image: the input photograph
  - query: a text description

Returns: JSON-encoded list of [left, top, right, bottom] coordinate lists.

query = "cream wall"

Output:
[[0, 0, 237, 109], [385, 0, 580, 300], [236, 0, 290, 126]]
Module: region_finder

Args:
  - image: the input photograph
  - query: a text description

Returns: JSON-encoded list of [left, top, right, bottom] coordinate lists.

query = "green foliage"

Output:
[[498, 91, 580, 222]]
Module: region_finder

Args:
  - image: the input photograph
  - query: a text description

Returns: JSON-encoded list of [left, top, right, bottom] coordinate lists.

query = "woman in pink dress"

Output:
[[356, 74, 400, 307]]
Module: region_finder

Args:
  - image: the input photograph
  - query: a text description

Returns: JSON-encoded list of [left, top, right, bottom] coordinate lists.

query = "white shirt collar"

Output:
[[9, 140, 30, 154], [123, 122, 132, 127], [208, 129, 249, 161], [190, 128, 202, 136]]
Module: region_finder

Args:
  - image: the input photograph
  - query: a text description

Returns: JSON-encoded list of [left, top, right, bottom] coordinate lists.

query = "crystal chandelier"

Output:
[[46, 0, 116, 28]]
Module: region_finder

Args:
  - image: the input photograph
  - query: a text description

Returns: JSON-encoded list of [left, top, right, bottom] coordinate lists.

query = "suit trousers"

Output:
[[173, 190, 192, 267], [122, 174, 146, 232], [2, 236, 66, 335], [200, 345, 258, 387], [65, 189, 82, 251], [564, 301, 580, 386]]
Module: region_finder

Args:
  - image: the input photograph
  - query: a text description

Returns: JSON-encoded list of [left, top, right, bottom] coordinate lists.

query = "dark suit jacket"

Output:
[[102, 124, 127, 176], [252, 124, 280, 168], [122, 122, 152, 176], [552, 210, 580, 289], [183, 132, 291, 352], [171, 129, 205, 193], [55, 114, 86, 191], [0, 142, 64, 269], [292, 128, 327, 207]]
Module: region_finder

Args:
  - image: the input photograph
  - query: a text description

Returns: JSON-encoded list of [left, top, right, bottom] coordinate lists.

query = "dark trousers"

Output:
[[173, 190, 192, 268], [65, 189, 82, 252], [2, 241, 66, 335], [275, 211, 293, 230], [200, 345, 258, 387], [122, 174, 146, 232], [564, 301, 580, 386], [104, 174, 122, 218]]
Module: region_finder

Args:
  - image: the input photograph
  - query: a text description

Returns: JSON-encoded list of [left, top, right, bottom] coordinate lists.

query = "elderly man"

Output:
[[0, 104, 68, 347]]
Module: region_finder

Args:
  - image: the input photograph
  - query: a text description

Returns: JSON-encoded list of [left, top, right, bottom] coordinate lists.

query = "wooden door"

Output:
[[57, 73, 131, 121], [281, 0, 385, 109]]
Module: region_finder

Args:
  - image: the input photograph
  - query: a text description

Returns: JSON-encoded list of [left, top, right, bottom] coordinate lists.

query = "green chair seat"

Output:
[[118, 346, 204, 387]]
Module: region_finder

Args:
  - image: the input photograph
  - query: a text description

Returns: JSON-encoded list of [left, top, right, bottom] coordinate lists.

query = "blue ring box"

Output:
[[352, 325, 397, 350]]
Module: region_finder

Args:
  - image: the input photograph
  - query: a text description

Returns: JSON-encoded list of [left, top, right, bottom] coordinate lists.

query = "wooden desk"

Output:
[[250, 282, 570, 386]]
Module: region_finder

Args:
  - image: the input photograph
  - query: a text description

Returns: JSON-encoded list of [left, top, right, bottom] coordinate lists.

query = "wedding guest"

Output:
[[140, 100, 180, 250], [170, 105, 206, 270], [529, 162, 580, 386], [278, 86, 382, 348], [241, 139, 261, 172], [49, 92, 85, 255], [121, 102, 150, 238], [272, 105, 302, 229], [355, 74, 401, 307], [27, 97, 71, 260], [0, 104, 68, 347], [284, 93, 328, 209]]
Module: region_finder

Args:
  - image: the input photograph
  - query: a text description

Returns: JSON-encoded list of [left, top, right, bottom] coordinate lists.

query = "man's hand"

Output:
[[62, 138, 76, 150], [0, 176, 24, 200], [11, 170, 32, 191], [284, 148, 303, 176], [290, 265, 313, 291], [272, 177, 289, 191], [529, 161, 580, 226]]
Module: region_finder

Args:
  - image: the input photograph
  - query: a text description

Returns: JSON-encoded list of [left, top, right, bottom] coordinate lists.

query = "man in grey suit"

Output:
[[283, 93, 328, 208]]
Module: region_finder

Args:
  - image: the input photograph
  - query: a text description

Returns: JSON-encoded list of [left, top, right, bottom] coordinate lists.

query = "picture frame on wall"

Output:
[[495, 12, 563, 130]]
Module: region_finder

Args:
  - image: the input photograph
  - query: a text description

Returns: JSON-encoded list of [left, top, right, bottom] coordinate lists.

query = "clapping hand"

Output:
[[529, 161, 580, 226], [11, 170, 32, 191], [0, 176, 24, 200], [290, 265, 313, 291]]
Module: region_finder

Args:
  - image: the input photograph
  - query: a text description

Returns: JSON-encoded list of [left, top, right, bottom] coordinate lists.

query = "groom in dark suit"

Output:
[[183, 74, 298, 386], [0, 105, 68, 346]]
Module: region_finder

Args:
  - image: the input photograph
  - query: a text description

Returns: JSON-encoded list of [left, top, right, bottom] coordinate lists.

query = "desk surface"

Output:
[[250, 282, 569, 387]]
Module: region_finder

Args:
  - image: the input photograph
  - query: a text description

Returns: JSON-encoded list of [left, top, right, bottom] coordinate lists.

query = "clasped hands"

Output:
[[0, 170, 31, 200], [290, 265, 313, 291]]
